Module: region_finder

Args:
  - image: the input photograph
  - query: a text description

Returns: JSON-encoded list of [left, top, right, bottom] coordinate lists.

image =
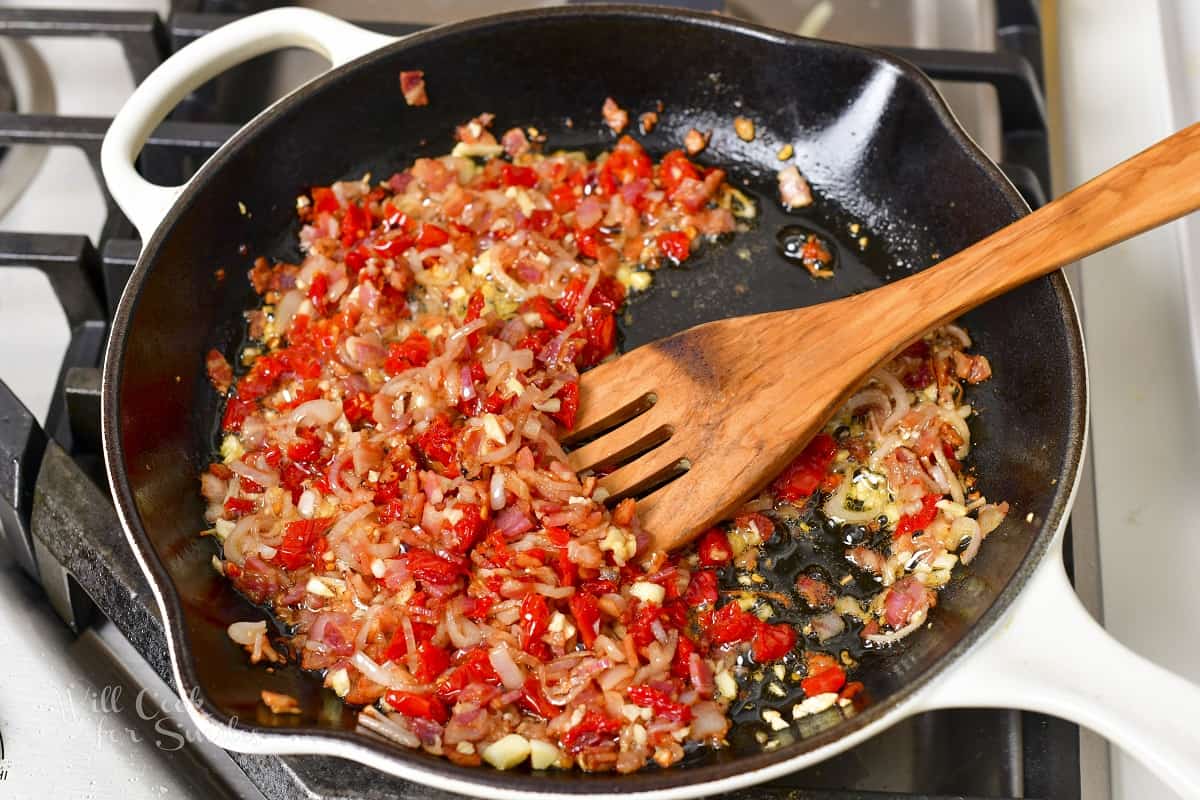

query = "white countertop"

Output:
[[1056, 2, 1200, 799]]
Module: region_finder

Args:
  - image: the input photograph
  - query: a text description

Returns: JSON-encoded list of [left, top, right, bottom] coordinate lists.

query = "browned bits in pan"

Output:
[[685, 127, 710, 155], [734, 116, 756, 141], [261, 690, 302, 715]]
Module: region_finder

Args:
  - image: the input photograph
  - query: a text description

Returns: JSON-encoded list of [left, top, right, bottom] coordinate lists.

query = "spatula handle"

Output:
[[871, 121, 1200, 348]]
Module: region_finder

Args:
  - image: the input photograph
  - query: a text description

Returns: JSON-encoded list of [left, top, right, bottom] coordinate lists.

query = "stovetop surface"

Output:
[[0, 2, 1100, 798]]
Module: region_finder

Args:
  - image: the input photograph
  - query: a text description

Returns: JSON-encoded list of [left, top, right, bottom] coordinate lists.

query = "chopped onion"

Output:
[[690, 701, 730, 741], [327, 503, 373, 543], [977, 502, 1008, 536], [353, 651, 402, 688], [873, 368, 910, 432], [228, 459, 279, 489], [445, 609, 483, 650], [812, 611, 847, 642], [597, 664, 635, 691], [865, 609, 927, 646], [227, 620, 266, 646], [823, 472, 884, 524], [489, 644, 526, 690], [358, 706, 419, 749], [460, 365, 477, 401], [933, 447, 965, 505], [489, 470, 507, 510], [954, 515, 983, 565], [274, 289, 303, 333], [532, 582, 576, 599], [291, 399, 341, 427]]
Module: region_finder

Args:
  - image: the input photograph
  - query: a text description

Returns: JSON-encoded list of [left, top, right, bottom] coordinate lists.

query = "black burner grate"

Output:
[[0, 2, 1087, 799]]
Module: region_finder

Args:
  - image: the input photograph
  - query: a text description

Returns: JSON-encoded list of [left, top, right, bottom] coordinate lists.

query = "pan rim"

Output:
[[101, 4, 1088, 796]]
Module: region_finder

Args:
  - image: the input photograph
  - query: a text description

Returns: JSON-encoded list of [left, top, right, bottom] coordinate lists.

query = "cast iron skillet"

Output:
[[96, 6, 1197, 799]]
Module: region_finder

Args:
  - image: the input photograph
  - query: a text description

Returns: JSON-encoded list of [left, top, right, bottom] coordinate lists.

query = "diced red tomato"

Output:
[[519, 592, 550, 653], [671, 635, 698, 679], [435, 647, 499, 700], [627, 601, 663, 647], [598, 136, 653, 194], [416, 223, 449, 248], [384, 690, 448, 724], [549, 380, 579, 429], [286, 429, 323, 463], [697, 528, 733, 567], [801, 663, 847, 696], [221, 396, 255, 432], [627, 684, 692, 723], [560, 710, 622, 754], [384, 620, 434, 663], [772, 433, 839, 503], [501, 163, 538, 188], [575, 227, 601, 259], [413, 640, 451, 682], [342, 390, 373, 428], [223, 497, 255, 517], [684, 569, 719, 607], [448, 503, 487, 554], [524, 209, 566, 240], [567, 593, 601, 647], [340, 203, 372, 246], [657, 231, 691, 263], [705, 601, 759, 646], [516, 677, 557, 719], [734, 511, 776, 543], [839, 680, 865, 703], [311, 186, 339, 214], [752, 622, 797, 662], [275, 518, 332, 570], [384, 332, 432, 376], [578, 306, 616, 368], [405, 548, 466, 585], [554, 277, 590, 318], [522, 295, 568, 332], [658, 150, 700, 194], [895, 494, 941, 538], [416, 413, 458, 470], [548, 184, 576, 214], [372, 232, 415, 258], [307, 272, 329, 315]]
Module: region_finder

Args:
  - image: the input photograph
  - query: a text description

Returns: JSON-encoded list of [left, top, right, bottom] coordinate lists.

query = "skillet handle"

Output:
[[100, 7, 397, 242], [911, 538, 1200, 798]]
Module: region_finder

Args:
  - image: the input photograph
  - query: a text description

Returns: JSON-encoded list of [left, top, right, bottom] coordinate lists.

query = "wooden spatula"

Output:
[[566, 122, 1200, 553]]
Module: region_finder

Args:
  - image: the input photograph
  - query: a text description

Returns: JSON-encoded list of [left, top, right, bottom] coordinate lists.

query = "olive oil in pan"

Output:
[[618, 175, 899, 352]]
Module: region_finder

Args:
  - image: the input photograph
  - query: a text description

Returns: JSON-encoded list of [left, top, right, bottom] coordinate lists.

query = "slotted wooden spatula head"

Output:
[[565, 295, 890, 553], [565, 121, 1200, 553]]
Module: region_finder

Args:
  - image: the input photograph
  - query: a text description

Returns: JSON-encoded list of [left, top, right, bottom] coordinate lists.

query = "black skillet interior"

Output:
[[107, 6, 1085, 793]]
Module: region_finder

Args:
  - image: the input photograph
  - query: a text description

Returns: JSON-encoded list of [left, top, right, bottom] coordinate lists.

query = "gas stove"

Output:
[[0, 2, 1120, 798]]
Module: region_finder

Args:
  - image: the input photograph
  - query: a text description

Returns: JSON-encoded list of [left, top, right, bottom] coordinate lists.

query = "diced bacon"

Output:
[[884, 576, 933, 628], [456, 113, 497, 145], [205, 349, 233, 393], [602, 97, 629, 134], [795, 574, 836, 609], [952, 351, 992, 383], [777, 165, 813, 208], [399, 70, 429, 106], [501, 127, 530, 157]]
